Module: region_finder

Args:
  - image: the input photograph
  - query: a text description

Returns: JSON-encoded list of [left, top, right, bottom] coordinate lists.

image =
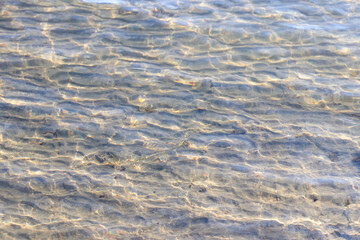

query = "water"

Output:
[[0, 0, 360, 239]]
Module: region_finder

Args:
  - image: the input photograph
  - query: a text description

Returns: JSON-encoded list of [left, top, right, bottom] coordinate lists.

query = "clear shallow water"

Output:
[[0, 0, 360, 239]]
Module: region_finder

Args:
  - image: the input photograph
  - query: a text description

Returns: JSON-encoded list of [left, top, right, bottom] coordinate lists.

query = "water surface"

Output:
[[0, 0, 360, 239]]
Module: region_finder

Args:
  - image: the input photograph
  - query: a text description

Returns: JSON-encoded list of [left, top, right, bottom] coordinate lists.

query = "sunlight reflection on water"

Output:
[[0, 0, 360, 239]]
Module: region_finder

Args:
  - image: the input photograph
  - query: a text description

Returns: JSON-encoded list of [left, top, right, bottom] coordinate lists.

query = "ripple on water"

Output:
[[0, 0, 360, 239]]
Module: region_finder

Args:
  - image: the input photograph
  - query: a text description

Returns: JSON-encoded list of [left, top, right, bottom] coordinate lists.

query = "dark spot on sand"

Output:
[[310, 195, 318, 202], [232, 128, 246, 134], [207, 196, 217, 202], [95, 155, 106, 163], [149, 164, 165, 171], [345, 196, 351, 206], [352, 155, 360, 165], [191, 217, 209, 224], [134, 150, 142, 156], [199, 187, 207, 193], [145, 105, 154, 113]]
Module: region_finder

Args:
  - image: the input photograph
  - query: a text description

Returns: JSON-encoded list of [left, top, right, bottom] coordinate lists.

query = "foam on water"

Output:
[[0, 0, 360, 239]]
